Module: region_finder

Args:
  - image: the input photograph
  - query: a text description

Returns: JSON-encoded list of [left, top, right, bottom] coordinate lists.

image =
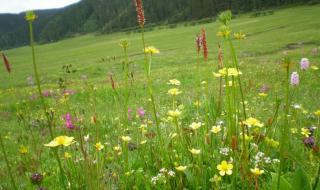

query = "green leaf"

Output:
[[292, 167, 311, 190], [271, 173, 292, 190]]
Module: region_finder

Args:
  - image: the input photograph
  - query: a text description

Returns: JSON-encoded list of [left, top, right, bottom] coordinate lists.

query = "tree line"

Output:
[[0, 0, 318, 49]]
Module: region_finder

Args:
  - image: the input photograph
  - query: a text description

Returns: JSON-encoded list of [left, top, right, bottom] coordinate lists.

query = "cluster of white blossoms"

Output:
[[151, 168, 176, 185]]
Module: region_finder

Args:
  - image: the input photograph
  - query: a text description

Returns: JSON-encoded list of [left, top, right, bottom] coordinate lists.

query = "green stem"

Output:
[[140, 26, 164, 160], [196, 52, 200, 116], [277, 65, 290, 190], [0, 135, 17, 189], [229, 40, 247, 120], [313, 163, 320, 190], [28, 20, 67, 190]]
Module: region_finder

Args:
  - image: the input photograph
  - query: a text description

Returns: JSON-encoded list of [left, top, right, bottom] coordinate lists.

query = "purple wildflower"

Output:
[[30, 173, 43, 185], [300, 58, 309, 70], [303, 136, 315, 148], [65, 113, 75, 129], [137, 107, 145, 118], [42, 90, 54, 97], [290, 72, 299, 86], [259, 84, 270, 93]]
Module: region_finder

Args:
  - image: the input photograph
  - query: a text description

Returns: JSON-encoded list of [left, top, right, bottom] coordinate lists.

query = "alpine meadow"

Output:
[[0, 0, 320, 190]]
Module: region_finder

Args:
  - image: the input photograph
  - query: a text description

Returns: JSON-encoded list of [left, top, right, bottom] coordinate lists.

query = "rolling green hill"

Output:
[[0, 5, 320, 189], [0, 0, 318, 49], [2, 5, 319, 91]]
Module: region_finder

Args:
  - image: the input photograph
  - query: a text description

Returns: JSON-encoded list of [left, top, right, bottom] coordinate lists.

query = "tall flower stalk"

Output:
[[217, 44, 224, 114], [195, 33, 202, 116], [277, 56, 292, 189], [25, 11, 67, 190], [134, 0, 164, 158], [119, 39, 132, 123], [216, 10, 249, 185], [0, 52, 17, 189]]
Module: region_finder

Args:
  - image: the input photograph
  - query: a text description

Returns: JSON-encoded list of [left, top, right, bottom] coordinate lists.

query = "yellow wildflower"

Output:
[[227, 68, 242, 76], [213, 72, 222, 77], [144, 46, 160, 54], [215, 67, 242, 77], [175, 166, 187, 172], [25, 11, 37, 22], [170, 133, 177, 139], [190, 122, 202, 130], [64, 152, 72, 159], [121, 136, 132, 143], [168, 88, 182, 96], [167, 79, 181, 86], [119, 39, 130, 49], [311, 66, 319, 70], [291, 128, 298, 134], [125, 171, 132, 176], [210, 125, 222, 134], [265, 137, 279, 148], [239, 134, 253, 141], [210, 174, 222, 183], [194, 100, 201, 107], [216, 25, 231, 38], [228, 81, 236, 87], [301, 128, 311, 137], [243, 117, 264, 128], [250, 168, 264, 176], [140, 140, 147, 145], [189, 148, 201, 155], [217, 161, 233, 176], [19, 146, 28, 154], [44, 136, 75, 147], [168, 110, 181, 118], [234, 32, 246, 40], [314, 110, 320, 116], [113, 146, 121, 151], [95, 142, 104, 151], [258, 93, 268, 97]]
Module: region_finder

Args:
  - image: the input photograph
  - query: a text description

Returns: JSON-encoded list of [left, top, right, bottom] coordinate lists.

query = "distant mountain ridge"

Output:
[[0, 0, 317, 49]]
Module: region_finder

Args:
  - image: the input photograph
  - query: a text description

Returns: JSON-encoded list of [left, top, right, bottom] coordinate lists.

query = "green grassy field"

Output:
[[0, 5, 320, 190], [2, 5, 320, 89]]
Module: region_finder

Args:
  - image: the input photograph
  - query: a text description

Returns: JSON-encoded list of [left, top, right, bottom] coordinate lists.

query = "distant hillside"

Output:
[[0, 0, 318, 49]]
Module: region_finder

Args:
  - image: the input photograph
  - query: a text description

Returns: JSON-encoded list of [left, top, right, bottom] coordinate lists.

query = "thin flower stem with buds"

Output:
[[139, 26, 165, 163], [27, 17, 67, 190]]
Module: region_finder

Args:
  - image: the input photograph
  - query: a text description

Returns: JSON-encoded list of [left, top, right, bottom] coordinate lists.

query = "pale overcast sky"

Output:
[[0, 0, 81, 14]]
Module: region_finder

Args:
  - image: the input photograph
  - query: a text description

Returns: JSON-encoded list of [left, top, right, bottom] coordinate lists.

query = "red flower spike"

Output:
[[196, 34, 202, 54], [109, 74, 116, 90], [134, 0, 145, 27], [201, 28, 208, 61], [1, 53, 11, 73]]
